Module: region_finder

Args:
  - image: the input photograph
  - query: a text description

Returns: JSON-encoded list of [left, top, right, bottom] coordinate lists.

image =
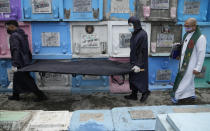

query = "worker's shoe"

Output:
[[124, 92, 138, 100], [140, 91, 150, 102]]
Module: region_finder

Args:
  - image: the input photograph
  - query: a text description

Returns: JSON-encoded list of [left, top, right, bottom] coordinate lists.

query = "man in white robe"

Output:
[[171, 18, 206, 103]]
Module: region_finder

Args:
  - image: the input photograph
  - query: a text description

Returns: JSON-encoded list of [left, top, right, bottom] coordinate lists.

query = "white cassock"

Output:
[[175, 31, 206, 100]]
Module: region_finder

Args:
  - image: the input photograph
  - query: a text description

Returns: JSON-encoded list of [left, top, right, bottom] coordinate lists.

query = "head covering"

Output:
[[128, 16, 142, 31], [5, 20, 19, 27]]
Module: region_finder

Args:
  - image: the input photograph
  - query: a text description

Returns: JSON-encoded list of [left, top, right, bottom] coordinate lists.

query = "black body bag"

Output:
[[19, 59, 133, 85]]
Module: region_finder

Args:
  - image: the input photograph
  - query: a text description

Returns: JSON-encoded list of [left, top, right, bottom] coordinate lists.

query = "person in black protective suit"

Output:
[[124, 16, 150, 102], [5, 20, 47, 102]]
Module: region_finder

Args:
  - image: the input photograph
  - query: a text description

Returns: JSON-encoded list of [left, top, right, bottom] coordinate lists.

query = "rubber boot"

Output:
[[140, 91, 150, 102], [124, 90, 138, 100]]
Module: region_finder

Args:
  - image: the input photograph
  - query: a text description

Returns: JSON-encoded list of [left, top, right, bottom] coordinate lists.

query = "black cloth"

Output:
[[9, 28, 32, 68], [19, 59, 132, 76], [128, 16, 149, 93]]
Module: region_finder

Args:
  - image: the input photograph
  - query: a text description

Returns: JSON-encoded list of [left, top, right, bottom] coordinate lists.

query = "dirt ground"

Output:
[[0, 89, 210, 111]]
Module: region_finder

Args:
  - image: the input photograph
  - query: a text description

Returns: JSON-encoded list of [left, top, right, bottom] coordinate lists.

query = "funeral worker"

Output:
[[124, 16, 150, 102], [171, 18, 206, 103], [5, 20, 47, 102]]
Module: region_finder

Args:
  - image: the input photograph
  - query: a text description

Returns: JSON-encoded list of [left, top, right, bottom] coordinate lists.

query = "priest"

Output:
[[171, 18, 206, 103]]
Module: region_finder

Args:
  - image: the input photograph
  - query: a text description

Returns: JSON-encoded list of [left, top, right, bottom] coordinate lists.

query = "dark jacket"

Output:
[[9, 28, 32, 68], [128, 16, 149, 93]]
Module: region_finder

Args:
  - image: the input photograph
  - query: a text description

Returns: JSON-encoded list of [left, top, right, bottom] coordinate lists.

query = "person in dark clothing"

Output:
[[124, 16, 150, 102], [5, 20, 47, 102]]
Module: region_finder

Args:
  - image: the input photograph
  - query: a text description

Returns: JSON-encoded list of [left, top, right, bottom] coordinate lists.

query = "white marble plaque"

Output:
[[81, 34, 100, 48]]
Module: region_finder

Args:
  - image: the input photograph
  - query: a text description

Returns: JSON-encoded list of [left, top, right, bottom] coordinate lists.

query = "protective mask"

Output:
[[185, 27, 193, 32], [7, 29, 15, 35], [128, 24, 134, 33]]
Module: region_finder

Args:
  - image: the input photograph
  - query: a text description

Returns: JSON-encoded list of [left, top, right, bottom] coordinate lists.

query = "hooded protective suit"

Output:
[[9, 28, 44, 96], [9, 28, 32, 68], [128, 16, 149, 93]]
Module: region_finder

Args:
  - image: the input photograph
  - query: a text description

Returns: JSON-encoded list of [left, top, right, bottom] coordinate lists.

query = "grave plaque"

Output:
[[80, 113, 104, 122], [82, 75, 100, 80], [157, 33, 174, 47], [81, 34, 100, 48], [119, 33, 131, 48], [73, 0, 92, 12], [42, 32, 60, 47], [151, 0, 169, 9], [129, 110, 155, 120], [32, 0, 52, 14], [184, 1, 200, 14], [0, 0, 10, 13], [156, 70, 171, 81], [111, 0, 130, 13]]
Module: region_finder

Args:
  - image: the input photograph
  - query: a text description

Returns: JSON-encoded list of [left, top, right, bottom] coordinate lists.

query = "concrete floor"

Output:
[[0, 89, 210, 111]]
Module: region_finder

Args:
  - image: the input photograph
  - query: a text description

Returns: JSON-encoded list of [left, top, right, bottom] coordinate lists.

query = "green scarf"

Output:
[[171, 26, 201, 98]]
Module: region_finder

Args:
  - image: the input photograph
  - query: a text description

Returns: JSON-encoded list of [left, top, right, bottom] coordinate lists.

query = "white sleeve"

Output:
[[194, 35, 206, 72]]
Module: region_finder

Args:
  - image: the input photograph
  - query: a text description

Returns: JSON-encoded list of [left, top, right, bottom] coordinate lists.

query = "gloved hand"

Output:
[[132, 66, 141, 73], [11, 66, 17, 72]]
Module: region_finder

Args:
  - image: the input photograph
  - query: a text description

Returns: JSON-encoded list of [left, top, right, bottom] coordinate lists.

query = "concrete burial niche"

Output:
[[105, 0, 135, 20], [0, 110, 32, 131], [63, 0, 103, 21], [21, 0, 63, 21], [177, 0, 209, 22], [0, 0, 21, 20], [26, 111, 72, 131], [71, 74, 109, 94], [35, 72, 71, 90], [136, 0, 178, 21], [150, 22, 182, 56], [111, 106, 174, 131], [148, 57, 179, 90], [0, 60, 11, 90], [31, 22, 71, 59], [70, 21, 108, 58], [166, 113, 210, 131], [108, 21, 151, 57]]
